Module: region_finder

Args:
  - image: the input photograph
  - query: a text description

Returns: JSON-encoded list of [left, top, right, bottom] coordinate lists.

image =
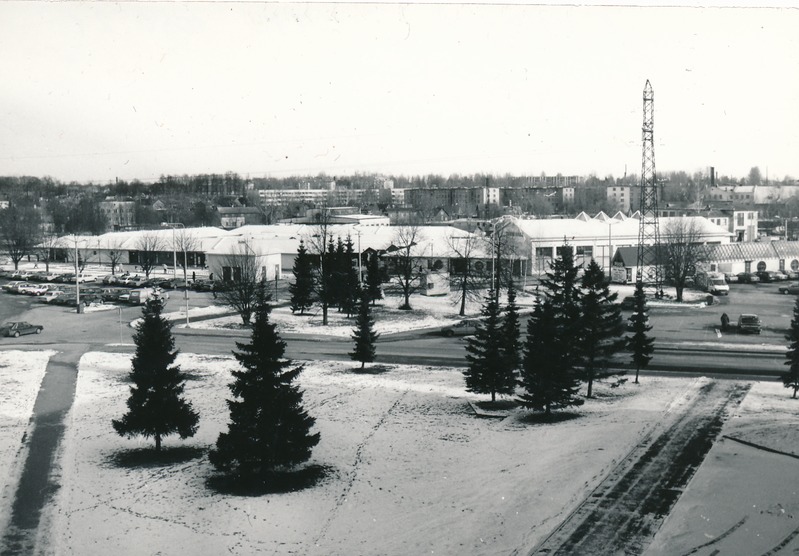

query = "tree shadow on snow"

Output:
[[206, 464, 331, 496], [350, 364, 393, 375], [107, 446, 207, 468], [516, 411, 582, 426], [474, 399, 519, 411]]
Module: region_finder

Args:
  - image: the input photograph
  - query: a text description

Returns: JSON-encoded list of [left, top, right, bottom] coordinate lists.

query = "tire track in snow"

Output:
[[527, 380, 750, 556], [311, 390, 408, 550]]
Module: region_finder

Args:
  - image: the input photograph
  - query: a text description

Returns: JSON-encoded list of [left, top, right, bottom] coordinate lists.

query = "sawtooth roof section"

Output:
[[770, 241, 799, 259], [594, 211, 610, 222]]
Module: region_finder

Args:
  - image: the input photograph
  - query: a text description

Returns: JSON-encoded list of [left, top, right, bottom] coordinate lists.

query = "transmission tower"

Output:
[[636, 79, 664, 297]]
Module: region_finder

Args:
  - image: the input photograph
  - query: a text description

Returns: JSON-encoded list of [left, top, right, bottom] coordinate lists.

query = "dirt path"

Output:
[[527, 380, 751, 556], [0, 345, 87, 556]]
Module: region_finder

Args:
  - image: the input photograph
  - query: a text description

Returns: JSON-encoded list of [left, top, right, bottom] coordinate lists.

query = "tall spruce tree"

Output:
[[210, 286, 319, 482], [112, 297, 199, 451], [365, 253, 384, 306], [289, 239, 315, 315], [341, 235, 361, 317], [464, 290, 517, 402], [350, 289, 379, 369], [579, 260, 626, 397], [628, 281, 655, 384], [501, 279, 522, 372], [518, 297, 584, 415], [541, 242, 583, 370], [782, 295, 799, 398]]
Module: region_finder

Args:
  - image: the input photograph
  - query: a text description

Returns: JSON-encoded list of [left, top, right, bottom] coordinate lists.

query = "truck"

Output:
[[695, 270, 729, 295]]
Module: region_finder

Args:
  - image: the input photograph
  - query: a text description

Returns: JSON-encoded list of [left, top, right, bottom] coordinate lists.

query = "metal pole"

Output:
[[357, 230, 363, 284], [172, 227, 177, 279], [118, 306, 123, 344], [184, 244, 189, 327], [75, 237, 81, 314]]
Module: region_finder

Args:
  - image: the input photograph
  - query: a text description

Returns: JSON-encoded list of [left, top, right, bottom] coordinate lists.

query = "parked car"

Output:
[[18, 283, 49, 295], [737, 314, 762, 334], [100, 288, 125, 302], [736, 272, 760, 284], [778, 282, 799, 295], [0, 321, 44, 337], [2, 281, 25, 292], [39, 291, 66, 303], [773, 271, 789, 281], [755, 270, 783, 283], [723, 272, 738, 283], [440, 319, 479, 337]]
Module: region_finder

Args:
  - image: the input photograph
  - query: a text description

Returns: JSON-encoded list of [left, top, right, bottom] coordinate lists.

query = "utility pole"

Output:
[[636, 80, 664, 297]]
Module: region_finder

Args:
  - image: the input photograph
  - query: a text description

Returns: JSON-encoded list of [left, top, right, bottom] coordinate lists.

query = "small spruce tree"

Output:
[[518, 297, 584, 415], [210, 286, 320, 483], [464, 290, 517, 402], [782, 295, 799, 398], [365, 253, 384, 306], [350, 289, 380, 369], [628, 281, 655, 384], [579, 260, 626, 397], [112, 297, 199, 452], [289, 239, 315, 315], [501, 279, 522, 372]]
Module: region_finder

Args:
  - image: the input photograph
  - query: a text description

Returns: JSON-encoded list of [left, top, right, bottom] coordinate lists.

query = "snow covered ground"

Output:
[[0, 350, 53, 537], [30, 349, 798, 555], [176, 285, 711, 337]]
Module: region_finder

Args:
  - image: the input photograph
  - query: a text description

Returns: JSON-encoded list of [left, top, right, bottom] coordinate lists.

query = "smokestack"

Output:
[[710, 167, 715, 188]]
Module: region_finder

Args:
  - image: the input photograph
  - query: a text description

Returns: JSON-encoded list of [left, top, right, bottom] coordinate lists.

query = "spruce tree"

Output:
[[112, 297, 199, 452], [350, 289, 380, 369], [628, 281, 655, 384], [341, 235, 360, 317], [541, 242, 583, 371], [464, 290, 517, 402], [579, 260, 626, 397], [782, 295, 799, 398], [289, 239, 315, 315], [518, 297, 584, 415], [210, 287, 320, 483], [501, 279, 522, 372], [365, 253, 384, 306]]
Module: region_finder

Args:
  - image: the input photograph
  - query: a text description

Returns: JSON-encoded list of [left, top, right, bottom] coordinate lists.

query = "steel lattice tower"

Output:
[[636, 80, 664, 296]]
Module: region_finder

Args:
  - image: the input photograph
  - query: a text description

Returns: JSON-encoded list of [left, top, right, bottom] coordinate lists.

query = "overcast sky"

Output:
[[1, 2, 798, 183]]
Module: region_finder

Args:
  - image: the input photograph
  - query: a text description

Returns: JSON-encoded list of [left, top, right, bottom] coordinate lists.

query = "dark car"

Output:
[[779, 282, 799, 295], [440, 319, 479, 337], [737, 314, 762, 334], [0, 321, 44, 337], [736, 272, 760, 284], [755, 270, 779, 283]]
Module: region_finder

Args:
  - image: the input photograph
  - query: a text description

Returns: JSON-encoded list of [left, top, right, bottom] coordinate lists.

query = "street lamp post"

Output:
[[162, 223, 189, 327]]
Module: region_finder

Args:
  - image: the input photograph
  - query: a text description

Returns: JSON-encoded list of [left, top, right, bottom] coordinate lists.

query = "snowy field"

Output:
[[0, 351, 53, 537], [28, 349, 795, 556], [177, 285, 709, 337]]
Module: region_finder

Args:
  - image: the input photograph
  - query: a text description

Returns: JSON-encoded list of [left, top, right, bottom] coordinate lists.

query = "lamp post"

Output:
[[162, 222, 189, 327], [74, 236, 82, 314]]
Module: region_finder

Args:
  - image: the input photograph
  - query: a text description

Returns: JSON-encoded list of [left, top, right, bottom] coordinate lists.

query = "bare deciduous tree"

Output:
[[662, 217, 709, 302], [1, 204, 41, 270], [173, 228, 199, 285], [304, 207, 335, 325], [390, 222, 424, 310], [447, 232, 486, 316], [136, 232, 165, 279], [213, 240, 263, 326]]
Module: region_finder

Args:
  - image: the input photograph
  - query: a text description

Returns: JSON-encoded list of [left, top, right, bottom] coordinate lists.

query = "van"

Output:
[[128, 288, 154, 305]]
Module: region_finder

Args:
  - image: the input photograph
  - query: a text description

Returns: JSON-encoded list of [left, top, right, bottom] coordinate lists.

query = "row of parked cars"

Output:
[[727, 270, 799, 284]]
